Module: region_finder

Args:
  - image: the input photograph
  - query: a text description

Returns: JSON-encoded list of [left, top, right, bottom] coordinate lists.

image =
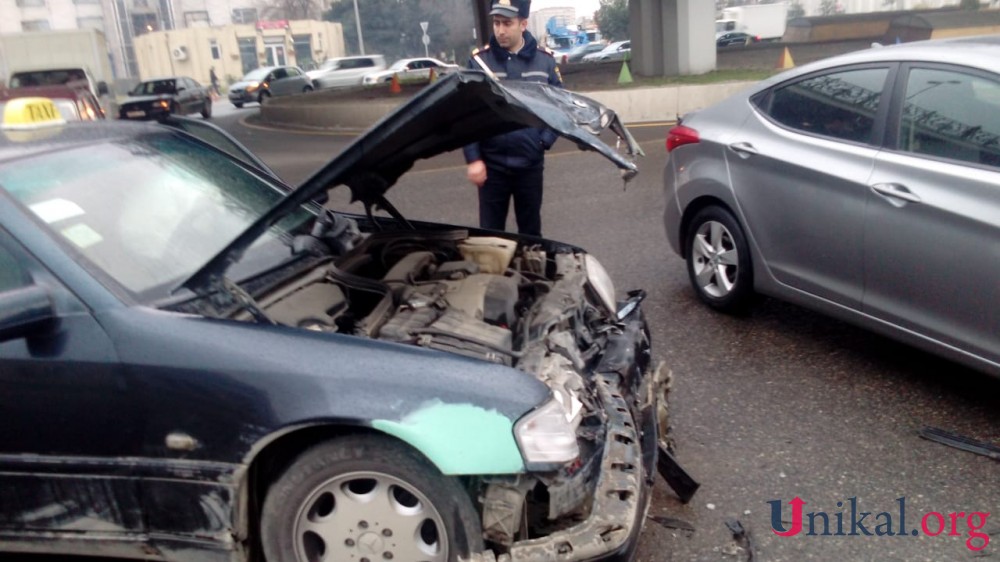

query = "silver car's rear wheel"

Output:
[[686, 206, 753, 313], [261, 436, 483, 562]]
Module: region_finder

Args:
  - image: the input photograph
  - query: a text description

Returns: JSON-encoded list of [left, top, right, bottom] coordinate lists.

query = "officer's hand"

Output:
[[467, 160, 487, 187]]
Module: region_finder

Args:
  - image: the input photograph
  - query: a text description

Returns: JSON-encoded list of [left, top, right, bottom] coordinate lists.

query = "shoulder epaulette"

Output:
[[537, 46, 555, 57]]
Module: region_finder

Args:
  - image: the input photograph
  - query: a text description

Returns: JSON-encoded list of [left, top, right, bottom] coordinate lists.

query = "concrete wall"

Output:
[[260, 80, 760, 129], [931, 24, 1000, 38]]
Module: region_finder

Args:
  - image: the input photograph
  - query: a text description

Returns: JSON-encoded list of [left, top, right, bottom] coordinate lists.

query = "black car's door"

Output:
[[0, 228, 146, 545], [178, 78, 195, 114]]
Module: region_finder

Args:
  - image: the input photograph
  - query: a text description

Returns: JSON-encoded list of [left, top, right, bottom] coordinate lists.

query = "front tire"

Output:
[[685, 205, 754, 313], [260, 435, 483, 562], [233, 102, 244, 108]]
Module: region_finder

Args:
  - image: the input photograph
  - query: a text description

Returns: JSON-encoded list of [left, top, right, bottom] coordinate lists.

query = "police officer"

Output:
[[463, 0, 562, 237]]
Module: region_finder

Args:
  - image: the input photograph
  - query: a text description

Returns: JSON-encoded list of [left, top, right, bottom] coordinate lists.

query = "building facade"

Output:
[[1, 0, 339, 80], [133, 20, 345, 86]]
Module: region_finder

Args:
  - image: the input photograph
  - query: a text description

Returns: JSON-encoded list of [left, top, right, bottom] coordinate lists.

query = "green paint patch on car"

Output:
[[373, 400, 525, 475]]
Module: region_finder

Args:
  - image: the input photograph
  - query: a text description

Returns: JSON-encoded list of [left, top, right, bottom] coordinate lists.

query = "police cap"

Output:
[[489, 0, 530, 19]]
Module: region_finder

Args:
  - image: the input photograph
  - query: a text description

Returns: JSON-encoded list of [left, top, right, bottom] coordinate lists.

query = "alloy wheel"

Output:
[[691, 220, 740, 298], [292, 470, 449, 562]]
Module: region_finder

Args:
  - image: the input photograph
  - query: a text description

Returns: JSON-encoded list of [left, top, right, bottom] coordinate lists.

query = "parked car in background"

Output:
[[0, 85, 104, 121], [362, 57, 460, 85], [307, 55, 387, 89], [716, 31, 760, 47], [228, 66, 313, 108], [582, 40, 631, 63], [118, 76, 211, 121], [560, 42, 607, 64], [0, 72, 688, 562], [663, 36, 1000, 377]]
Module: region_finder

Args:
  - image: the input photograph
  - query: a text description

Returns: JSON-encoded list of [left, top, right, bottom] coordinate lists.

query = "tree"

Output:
[[258, 0, 322, 20], [960, 0, 981, 9], [787, 1, 805, 19], [324, 0, 466, 62], [820, 0, 840, 15], [595, 0, 629, 42]]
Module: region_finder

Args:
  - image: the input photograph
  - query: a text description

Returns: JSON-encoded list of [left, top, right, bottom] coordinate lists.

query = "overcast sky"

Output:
[[530, 0, 602, 17]]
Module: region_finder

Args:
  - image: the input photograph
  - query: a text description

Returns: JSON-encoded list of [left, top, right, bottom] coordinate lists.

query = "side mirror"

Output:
[[98, 81, 110, 96], [0, 285, 57, 343]]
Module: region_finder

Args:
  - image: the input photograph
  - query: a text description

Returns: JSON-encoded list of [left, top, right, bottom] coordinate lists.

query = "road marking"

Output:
[[239, 114, 364, 136]]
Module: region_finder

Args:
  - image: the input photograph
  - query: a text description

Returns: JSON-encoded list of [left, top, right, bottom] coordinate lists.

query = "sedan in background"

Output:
[[582, 40, 631, 63], [560, 42, 607, 64], [716, 31, 760, 47], [118, 76, 211, 120], [362, 57, 460, 85], [228, 66, 313, 108], [663, 36, 1000, 377], [307, 55, 387, 89]]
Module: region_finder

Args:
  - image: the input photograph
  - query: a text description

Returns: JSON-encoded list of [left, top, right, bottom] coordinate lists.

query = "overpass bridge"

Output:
[[472, 0, 716, 76]]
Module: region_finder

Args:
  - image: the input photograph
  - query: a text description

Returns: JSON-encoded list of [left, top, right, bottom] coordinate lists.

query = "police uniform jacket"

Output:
[[462, 31, 562, 171]]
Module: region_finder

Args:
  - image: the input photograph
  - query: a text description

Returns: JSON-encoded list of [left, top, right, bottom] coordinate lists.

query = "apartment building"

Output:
[[1, 0, 338, 79]]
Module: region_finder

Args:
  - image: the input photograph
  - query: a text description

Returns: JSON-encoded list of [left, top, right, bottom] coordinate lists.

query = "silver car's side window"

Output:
[[763, 67, 889, 144], [899, 68, 1000, 169]]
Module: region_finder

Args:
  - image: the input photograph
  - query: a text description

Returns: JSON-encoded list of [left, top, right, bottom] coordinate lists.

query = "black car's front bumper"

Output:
[[471, 309, 695, 562], [119, 104, 170, 120]]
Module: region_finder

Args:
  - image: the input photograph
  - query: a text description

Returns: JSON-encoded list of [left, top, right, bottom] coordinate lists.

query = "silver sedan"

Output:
[[663, 36, 1000, 377]]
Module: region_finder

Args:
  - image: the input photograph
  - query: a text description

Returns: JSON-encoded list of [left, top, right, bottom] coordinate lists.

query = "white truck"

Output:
[[0, 29, 114, 100], [716, 2, 789, 42]]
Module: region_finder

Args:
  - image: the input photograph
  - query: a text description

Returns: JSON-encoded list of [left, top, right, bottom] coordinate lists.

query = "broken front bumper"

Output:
[[472, 309, 698, 562]]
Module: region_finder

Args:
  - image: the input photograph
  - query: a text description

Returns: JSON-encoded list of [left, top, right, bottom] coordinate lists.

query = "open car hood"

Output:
[[181, 70, 643, 295]]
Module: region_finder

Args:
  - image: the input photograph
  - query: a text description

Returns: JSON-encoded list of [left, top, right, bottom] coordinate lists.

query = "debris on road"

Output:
[[919, 427, 1000, 461]]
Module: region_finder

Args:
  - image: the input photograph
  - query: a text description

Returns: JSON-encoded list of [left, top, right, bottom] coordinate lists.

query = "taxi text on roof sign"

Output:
[[2, 97, 68, 130]]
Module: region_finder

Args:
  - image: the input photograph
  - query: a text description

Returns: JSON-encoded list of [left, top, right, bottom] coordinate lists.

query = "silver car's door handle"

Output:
[[728, 142, 759, 158], [871, 183, 922, 204]]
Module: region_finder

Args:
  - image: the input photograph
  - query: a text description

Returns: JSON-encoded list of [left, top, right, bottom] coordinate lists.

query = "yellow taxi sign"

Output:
[[2, 97, 67, 130]]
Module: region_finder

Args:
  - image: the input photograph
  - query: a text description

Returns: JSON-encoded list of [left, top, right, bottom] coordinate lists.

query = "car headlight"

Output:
[[514, 398, 579, 467], [246, 81, 259, 93], [156, 100, 169, 108], [584, 254, 617, 315]]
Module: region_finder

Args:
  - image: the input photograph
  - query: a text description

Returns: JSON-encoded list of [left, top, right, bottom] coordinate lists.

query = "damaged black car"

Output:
[[0, 72, 695, 562]]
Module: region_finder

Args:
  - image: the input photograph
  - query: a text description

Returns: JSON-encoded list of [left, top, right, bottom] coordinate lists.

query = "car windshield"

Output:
[[10, 69, 86, 88], [0, 132, 314, 302], [243, 68, 271, 81], [133, 79, 176, 95]]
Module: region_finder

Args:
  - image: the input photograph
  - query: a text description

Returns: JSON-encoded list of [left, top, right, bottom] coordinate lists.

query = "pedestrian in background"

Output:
[[463, 0, 562, 237], [209, 67, 220, 99]]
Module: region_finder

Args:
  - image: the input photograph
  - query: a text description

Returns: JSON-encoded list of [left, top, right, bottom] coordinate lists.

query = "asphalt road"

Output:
[[16, 102, 998, 562], [214, 105, 1000, 562]]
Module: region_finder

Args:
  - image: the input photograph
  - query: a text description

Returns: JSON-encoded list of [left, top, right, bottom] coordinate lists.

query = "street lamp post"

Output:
[[352, 0, 365, 55]]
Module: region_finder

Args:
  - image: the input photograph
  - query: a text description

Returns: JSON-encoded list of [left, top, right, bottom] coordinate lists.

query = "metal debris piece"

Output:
[[725, 519, 756, 562], [647, 515, 696, 533], [919, 427, 1000, 461]]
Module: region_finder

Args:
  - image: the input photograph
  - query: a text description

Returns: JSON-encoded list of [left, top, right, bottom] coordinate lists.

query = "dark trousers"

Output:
[[478, 165, 544, 237]]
